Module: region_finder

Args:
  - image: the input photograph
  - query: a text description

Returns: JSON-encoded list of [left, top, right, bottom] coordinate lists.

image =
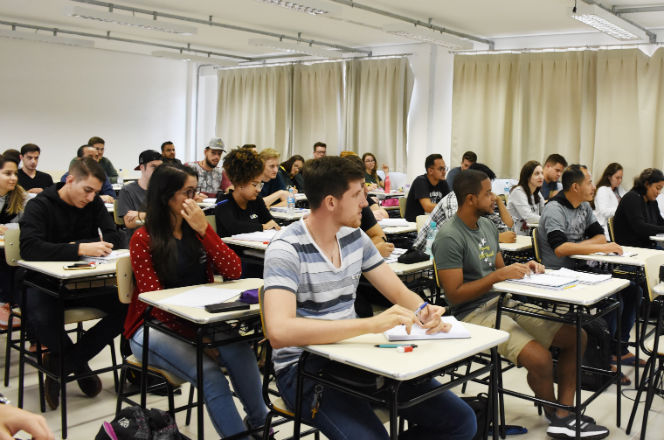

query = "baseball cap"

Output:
[[206, 137, 225, 151], [134, 149, 162, 170]]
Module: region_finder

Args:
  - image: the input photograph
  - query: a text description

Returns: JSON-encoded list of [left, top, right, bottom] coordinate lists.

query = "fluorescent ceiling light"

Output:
[[383, 23, 474, 50], [255, 0, 340, 16], [571, 3, 649, 41], [248, 38, 337, 58], [151, 51, 238, 66], [67, 6, 197, 35], [0, 29, 95, 48]]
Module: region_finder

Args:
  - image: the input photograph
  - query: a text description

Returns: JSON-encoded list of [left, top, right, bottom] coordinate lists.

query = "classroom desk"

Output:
[[649, 234, 664, 243], [270, 207, 309, 225], [17, 258, 122, 438], [493, 277, 629, 438], [382, 222, 416, 235], [368, 190, 405, 200], [293, 324, 509, 439], [526, 221, 538, 229], [499, 235, 534, 265], [139, 278, 263, 440]]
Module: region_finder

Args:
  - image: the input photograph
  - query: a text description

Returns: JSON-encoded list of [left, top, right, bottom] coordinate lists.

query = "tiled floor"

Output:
[[2, 328, 663, 439]]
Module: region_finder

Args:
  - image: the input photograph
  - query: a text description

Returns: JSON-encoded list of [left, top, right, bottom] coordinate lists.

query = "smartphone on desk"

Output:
[[204, 301, 250, 313], [63, 262, 96, 270]]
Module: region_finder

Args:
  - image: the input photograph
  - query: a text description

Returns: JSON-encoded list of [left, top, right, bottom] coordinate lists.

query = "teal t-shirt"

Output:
[[432, 215, 500, 317]]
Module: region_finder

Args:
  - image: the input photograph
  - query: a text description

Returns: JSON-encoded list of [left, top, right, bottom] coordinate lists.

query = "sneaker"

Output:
[[42, 353, 60, 410], [547, 414, 609, 439], [75, 363, 102, 398], [243, 415, 274, 440], [544, 410, 596, 424]]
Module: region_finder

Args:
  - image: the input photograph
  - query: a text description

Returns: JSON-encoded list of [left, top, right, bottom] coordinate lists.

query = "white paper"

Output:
[[384, 247, 407, 263], [378, 218, 410, 228], [230, 230, 278, 242], [508, 273, 577, 289], [158, 287, 242, 309], [384, 316, 471, 341], [82, 249, 130, 263], [202, 198, 217, 204], [555, 268, 611, 284], [592, 251, 637, 257]]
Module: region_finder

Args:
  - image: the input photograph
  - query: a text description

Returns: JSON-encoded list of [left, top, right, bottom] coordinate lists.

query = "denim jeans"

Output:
[[605, 281, 642, 356], [275, 355, 477, 440], [130, 326, 268, 439]]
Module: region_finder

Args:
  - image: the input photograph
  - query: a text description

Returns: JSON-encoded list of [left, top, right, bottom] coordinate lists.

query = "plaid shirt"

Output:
[[412, 192, 508, 252]]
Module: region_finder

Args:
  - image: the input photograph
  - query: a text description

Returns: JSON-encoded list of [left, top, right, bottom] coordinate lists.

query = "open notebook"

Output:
[[383, 316, 471, 341], [507, 273, 577, 290]]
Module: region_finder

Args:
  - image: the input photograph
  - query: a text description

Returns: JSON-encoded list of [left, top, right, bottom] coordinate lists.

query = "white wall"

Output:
[[0, 39, 191, 177]]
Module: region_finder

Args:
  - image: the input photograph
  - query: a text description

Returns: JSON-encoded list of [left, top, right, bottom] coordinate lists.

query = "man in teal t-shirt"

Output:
[[433, 169, 609, 440]]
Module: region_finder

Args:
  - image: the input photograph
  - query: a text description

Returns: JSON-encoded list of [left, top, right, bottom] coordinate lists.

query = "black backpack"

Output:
[[96, 406, 191, 440]]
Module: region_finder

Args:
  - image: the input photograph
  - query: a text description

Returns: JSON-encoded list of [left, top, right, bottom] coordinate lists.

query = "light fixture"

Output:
[[151, 51, 238, 66], [571, 3, 649, 41], [66, 5, 197, 35], [248, 38, 337, 58], [0, 29, 95, 48], [383, 23, 474, 50], [255, 0, 340, 16]]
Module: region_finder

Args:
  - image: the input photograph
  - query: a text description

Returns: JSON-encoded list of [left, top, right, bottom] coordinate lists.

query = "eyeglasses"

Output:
[[182, 188, 196, 199], [250, 181, 264, 190], [364, 159, 375, 163]]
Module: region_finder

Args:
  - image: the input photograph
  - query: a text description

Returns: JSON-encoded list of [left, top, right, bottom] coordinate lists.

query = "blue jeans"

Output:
[[605, 281, 642, 356], [275, 355, 477, 440], [130, 327, 268, 439]]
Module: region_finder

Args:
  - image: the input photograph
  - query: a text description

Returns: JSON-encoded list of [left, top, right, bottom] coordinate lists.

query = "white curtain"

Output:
[[216, 65, 291, 154]]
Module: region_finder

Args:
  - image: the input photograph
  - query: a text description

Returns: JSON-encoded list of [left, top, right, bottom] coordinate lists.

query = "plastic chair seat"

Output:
[[125, 354, 187, 387], [63, 307, 107, 324]]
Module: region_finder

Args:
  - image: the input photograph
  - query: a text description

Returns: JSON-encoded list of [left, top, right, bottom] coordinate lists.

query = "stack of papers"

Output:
[[592, 251, 638, 257], [554, 268, 612, 285], [230, 230, 277, 242], [384, 247, 407, 264], [508, 273, 577, 290], [384, 317, 471, 341], [83, 249, 130, 263], [270, 207, 309, 213], [378, 218, 410, 228], [158, 287, 241, 309]]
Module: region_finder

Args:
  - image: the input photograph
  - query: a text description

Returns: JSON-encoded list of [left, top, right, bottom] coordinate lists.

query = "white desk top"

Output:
[[222, 237, 269, 251], [527, 222, 539, 229], [389, 259, 433, 275], [570, 246, 663, 267], [270, 208, 309, 221], [499, 235, 532, 252], [139, 278, 263, 325], [18, 259, 120, 279], [104, 203, 114, 213], [650, 234, 664, 243], [304, 323, 508, 381], [383, 222, 416, 235], [493, 277, 629, 306]]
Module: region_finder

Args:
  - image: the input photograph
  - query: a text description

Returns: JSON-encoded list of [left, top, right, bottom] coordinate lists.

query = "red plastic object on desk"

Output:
[[384, 174, 391, 193]]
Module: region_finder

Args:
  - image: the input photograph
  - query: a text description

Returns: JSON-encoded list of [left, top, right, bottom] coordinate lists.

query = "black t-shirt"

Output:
[[404, 174, 450, 221], [214, 191, 274, 236], [359, 204, 377, 232], [171, 237, 208, 289], [18, 169, 53, 191]]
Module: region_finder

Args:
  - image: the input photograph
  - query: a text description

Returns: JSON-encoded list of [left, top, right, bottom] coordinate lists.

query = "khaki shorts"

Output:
[[462, 296, 563, 365]]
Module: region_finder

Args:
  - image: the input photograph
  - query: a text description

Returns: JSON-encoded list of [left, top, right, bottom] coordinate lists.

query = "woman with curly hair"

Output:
[[278, 154, 305, 192], [215, 148, 280, 237]]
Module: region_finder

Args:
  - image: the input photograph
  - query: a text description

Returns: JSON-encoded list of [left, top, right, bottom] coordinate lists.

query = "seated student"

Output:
[[61, 145, 115, 203], [20, 158, 127, 410], [412, 164, 515, 252], [258, 148, 289, 207], [0, 153, 27, 328], [186, 137, 225, 197], [69, 137, 118, 183], [215, 147, 280, 236], [435, 169, 608, 439], [540, 154, 568, 201], [18, 143, 54, 194], [160, 141, 182, 166], [220, 144, 260, 195], [404, 153, 450, 221], [123, 164, 268, 438], [592, 163, 626, 240], [362, 152, 389, 190], [278, 154, 305, 192], [507, 160, 545, 236], [116, 150, 162, 245], [264, 156, 477, 440], [312, 141, 326, 159], [613, 168, 664, 248], [537, 165, 643, 383], [446, 150, 477, 191]]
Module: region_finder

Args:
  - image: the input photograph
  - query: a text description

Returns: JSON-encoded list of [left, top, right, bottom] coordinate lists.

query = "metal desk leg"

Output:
[[293, 352, 309, 440], [575, 308, 582, 440], [617, 302, 622, 428], [196, 327, 205, 440], [389, 382, 402, 440], [495, 294, 506, 439], [140, 307, 152, 409], [490, 347, 500, 440], [58, 284, 68, 439]]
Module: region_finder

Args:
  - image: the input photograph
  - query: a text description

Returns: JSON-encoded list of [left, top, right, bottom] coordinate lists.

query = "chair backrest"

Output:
[[4, 227, 21, 267], [530, 227, 542, 264], [607, 216, 616, 242], [116, 256, 135, 304], [205, 215, 217, 234], [398, 197, 407, 218], [415, 215, 428, 233], [113, 200, 125, 226], [258, 286, 268, 339]]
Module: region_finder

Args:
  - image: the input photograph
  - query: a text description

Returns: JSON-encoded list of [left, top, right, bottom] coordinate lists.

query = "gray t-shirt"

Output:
[[537, 195, 598, 269], [116, 181, 146, 231], [432, 215, 500, 318]]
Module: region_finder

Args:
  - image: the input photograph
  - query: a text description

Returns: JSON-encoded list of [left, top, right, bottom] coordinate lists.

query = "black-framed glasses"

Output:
[[183, 188, 196, 198]]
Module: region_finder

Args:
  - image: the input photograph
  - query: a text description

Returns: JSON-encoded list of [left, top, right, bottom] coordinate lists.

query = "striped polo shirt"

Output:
[[264, 219, 384, 373]]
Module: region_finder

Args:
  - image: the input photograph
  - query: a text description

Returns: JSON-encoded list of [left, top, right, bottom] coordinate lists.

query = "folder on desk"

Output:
[[384, 317, 471, 341]]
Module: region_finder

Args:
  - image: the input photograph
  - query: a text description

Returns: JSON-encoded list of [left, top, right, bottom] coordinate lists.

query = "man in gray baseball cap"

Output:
[[185, 137, 226, 197]]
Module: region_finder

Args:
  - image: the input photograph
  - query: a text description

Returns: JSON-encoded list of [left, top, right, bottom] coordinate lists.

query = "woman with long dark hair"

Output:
[[593, 162, 626, 239], [123, 164, 267, 438], [507, 160, 544, 236], [362, 152, 389, 190], [278, 154, 305, 192]]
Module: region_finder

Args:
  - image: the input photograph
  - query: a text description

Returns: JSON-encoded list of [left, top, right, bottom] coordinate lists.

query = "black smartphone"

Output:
[[204, 301, 250, 313]]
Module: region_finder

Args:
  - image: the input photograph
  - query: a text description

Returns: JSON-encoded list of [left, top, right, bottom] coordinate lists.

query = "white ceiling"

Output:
[[1, 0, 663, 61]]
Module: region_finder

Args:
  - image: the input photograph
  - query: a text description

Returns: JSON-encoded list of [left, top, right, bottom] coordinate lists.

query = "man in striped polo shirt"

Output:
[[263, 156, 477, 440]]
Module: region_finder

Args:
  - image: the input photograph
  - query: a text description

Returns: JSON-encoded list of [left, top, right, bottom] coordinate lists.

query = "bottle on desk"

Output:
[[117, 169, 123, 186], [384, 173, 391, 193], [287, 187, 295, 215], [425, 221, 438, 260]]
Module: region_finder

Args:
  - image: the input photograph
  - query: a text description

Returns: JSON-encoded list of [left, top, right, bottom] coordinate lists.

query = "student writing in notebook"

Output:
[[435, 169, 609, 440], [123, 164, 268, 439], [264, 156, 476, 440]]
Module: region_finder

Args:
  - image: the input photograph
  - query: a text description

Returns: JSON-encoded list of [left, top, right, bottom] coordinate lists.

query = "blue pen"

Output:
[[215, 199, 229, 207], [414, 302, 428, 319]]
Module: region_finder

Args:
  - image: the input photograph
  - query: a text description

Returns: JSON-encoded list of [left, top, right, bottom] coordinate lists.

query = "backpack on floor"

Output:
[[460, 393, 489, 440], [95, 406, 191, 440]]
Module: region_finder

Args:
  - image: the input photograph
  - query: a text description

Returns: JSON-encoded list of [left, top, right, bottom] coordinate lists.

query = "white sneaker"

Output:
[[547, 414, 609, 439]]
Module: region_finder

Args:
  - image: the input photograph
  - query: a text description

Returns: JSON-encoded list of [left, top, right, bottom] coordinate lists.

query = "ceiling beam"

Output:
[[613, 5, 664, 15]]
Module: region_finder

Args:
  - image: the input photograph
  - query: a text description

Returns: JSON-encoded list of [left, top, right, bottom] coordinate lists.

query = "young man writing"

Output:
[[435, 169, 608, 440], [20, 158, 127, 410], [404, 153, 450, 221], [263, 156, 476, 440], [18, 143, 53, 194]]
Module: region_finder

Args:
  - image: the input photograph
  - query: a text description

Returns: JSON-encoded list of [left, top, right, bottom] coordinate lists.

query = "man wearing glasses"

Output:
[[404, 153, 451, 221], [186, 137, 225, 197]]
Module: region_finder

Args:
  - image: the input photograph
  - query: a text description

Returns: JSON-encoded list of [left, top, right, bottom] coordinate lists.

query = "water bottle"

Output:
[[425, 221, 438, 260], [117, 169, 123, 185], [384, 174, 391, 193], [287, 187, 295, 215], [503, 180, 511, 194]]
